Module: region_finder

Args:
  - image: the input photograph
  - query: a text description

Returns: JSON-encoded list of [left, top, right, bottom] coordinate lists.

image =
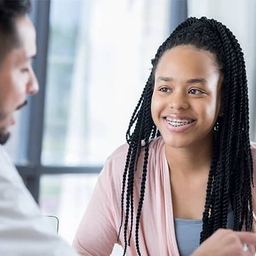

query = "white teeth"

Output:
[[166, 119, 193, 127]]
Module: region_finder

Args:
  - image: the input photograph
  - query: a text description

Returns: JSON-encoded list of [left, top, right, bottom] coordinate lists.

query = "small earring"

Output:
[[214, 121, 219, 131]]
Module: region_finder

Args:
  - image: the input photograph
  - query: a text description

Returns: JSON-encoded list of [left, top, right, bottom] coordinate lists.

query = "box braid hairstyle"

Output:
[[118, 16, 254, 255]]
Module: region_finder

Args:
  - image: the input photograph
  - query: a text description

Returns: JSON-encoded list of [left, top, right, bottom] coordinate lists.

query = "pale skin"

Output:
[[151, 45, 256, 255], [0, 14, 38, 139]]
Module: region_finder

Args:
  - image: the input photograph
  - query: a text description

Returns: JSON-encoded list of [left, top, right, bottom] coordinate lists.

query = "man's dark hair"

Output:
[[119, 16, 253, 255], [0, 0, 31, 61]]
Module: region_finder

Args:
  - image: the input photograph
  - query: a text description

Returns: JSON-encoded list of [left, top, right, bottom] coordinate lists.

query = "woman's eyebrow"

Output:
[[156, 76, 173, 82], [156, 76, 207, 85], [187, 78, 207, 85]]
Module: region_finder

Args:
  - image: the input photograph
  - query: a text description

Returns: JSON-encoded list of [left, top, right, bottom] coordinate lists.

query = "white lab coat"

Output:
[[0, 145, 79, 256]]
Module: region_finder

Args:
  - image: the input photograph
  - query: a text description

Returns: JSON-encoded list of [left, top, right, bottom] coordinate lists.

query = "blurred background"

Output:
[[4, 0, 256, 254]]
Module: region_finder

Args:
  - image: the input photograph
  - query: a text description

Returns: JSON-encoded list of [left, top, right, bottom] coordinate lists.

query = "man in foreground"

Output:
[[0, 0, 78, 255]]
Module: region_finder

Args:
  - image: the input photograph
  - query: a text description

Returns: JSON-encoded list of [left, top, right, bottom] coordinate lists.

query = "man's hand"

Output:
[[191, 229, 256, 256]]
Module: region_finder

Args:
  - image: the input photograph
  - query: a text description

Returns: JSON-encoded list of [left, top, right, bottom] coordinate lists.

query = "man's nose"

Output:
[[27, 69, 39, 95]]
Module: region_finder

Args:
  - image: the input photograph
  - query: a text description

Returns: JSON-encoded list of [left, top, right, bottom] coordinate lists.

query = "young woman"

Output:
[[73, 17, 256, 256]]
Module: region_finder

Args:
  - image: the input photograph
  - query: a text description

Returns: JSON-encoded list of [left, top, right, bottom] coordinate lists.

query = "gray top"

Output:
[[174, 208, 234, 256]]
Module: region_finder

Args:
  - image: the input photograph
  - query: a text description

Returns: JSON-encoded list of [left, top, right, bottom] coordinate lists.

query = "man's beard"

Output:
[[0, 100, 27, 145], [0, 131, 10, 145]]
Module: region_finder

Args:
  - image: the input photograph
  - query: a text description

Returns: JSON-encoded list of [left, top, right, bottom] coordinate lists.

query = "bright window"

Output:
[[42, 0, 170, 166], [40, 0, 170, 249]]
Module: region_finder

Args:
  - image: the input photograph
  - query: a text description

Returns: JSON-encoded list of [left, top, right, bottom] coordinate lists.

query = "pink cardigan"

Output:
[[73, 137, 256, 255]]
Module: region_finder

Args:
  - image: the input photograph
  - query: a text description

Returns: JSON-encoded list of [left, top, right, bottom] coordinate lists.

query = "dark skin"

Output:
[[152, 46, 222, 220], [151, 45, 256, 255]]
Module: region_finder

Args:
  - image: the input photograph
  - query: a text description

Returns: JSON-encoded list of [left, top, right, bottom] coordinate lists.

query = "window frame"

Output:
[[17, 0, 102, 202]]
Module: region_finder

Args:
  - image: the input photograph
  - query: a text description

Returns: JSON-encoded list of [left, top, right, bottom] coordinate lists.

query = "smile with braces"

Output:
[[166, 118, 194, 127]]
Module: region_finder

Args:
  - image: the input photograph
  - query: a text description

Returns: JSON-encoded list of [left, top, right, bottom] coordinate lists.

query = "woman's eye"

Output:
[[159, 87, 171, 93], [189, 88, 204, 94]]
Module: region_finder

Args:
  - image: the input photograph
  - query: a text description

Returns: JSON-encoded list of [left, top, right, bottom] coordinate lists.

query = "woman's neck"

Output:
[[165, 141, 213, 176]]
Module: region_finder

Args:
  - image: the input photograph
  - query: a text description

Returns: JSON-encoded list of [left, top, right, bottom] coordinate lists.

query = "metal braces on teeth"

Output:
[[166, 119, 193, 127]]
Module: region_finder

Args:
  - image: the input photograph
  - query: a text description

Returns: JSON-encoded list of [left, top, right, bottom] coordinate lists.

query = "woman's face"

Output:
[[151, 45, 223, 149]]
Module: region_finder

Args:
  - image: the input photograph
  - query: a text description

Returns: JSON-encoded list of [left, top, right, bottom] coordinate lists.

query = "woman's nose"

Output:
[[169, 92, 189, 110]]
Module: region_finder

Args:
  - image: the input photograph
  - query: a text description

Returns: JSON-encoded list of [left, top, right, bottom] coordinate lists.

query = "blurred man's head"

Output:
[[0, 0, 38, 144]]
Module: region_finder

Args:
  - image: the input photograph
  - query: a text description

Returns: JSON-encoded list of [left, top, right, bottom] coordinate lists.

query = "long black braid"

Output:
[[118, 17, 253, 254]]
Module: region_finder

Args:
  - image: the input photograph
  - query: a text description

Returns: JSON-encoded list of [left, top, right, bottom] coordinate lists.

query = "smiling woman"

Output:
[[3, 1, 256, 256], [151, 45, 222, 148], [72, 16, 256, 256]]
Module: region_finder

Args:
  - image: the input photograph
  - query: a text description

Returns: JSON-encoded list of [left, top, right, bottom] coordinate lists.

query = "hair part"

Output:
[[119, 16, 253, 255]]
